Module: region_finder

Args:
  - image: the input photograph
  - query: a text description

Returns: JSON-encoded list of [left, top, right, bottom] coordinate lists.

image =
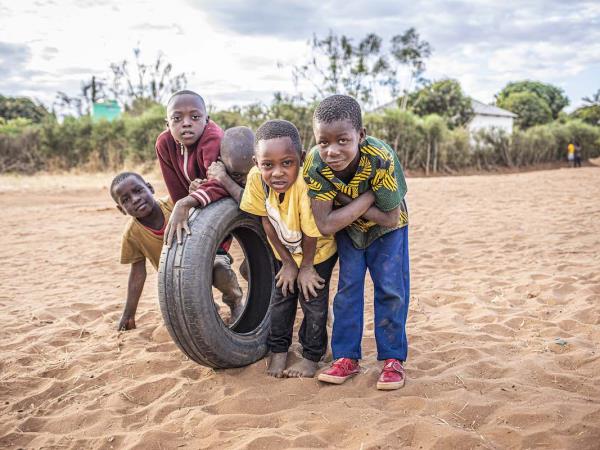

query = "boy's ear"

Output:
[[165, 118, 170, 131], [300, 149, 306, 164], [252, 155, 258, 166], [146, 182, 155, 194], [116, 204, 126, 215], [359, 127, 367, 141]]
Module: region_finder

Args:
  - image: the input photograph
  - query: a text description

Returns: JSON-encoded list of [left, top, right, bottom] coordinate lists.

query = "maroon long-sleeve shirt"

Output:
[[155, 120, 228, 206]]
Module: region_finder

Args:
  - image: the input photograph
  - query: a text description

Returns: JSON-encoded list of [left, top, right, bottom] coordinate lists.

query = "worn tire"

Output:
[[158, 198, 276, 368]]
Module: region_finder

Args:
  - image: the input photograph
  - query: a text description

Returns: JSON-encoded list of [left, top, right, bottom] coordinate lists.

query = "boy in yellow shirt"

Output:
[[240, 120, 337, 378], [111, 172, 172, 331]]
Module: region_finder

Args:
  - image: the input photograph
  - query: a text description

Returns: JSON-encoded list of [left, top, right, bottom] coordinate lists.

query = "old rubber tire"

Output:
[[158, 198, 276, 368]]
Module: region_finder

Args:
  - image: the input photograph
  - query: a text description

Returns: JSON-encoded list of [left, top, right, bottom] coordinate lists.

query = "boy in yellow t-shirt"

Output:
[[112, 170, 247, 332], [111, 172, 172, 331], [240, 120, 337, 378]]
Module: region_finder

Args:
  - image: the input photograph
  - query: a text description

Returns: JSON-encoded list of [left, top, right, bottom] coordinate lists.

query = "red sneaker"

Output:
[[317, 358, 360, 384], [377, 359, 406, 390]]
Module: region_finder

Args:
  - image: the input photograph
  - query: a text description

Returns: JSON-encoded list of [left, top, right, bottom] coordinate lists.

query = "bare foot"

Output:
[[283, 358, 318, 378], [267, 352, 288, 378]]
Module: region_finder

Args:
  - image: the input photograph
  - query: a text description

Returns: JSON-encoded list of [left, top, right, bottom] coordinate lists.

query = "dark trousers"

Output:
[[269, 254, 338, 362]]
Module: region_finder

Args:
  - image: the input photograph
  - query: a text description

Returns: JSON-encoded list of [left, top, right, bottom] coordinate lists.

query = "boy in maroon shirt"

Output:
[[156, 90, 229, 245], [155, 90, 243, 321]]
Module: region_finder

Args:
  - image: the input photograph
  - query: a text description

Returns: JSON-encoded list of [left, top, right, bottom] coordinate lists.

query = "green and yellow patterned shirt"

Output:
[[303, 135, 408, 249]]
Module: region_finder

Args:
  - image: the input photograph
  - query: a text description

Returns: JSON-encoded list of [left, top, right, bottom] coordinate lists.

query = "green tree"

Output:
[[0, 94, 50, 122], [389, 27, 432, 109], [498, 91, 553, 129], [408, 79, 473, 129], [292, 30, 432, 107], [292, 32, 389, 106], [571, 89, 600, 126], [495, 80, 568, 119], [571, 105, 600, 126]]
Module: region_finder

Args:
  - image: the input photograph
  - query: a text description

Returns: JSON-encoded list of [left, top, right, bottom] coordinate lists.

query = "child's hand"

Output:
[[189, 178, 207, 193], [118, 314, 136, 331], [165, 198, 195, 247], [207, 161, 228, 183], [298, 265, 325, 300], [275, 260, 298, 296]]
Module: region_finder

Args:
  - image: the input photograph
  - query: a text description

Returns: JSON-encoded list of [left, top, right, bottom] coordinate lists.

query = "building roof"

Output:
[[371, 98, 517, 118], [471, 99, 517, 118]]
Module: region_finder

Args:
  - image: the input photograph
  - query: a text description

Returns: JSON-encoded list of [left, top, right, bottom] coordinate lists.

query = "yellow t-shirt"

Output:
[[568, 143, 575, 155], [120, 198, 172, 270], [240, 167, 336, 266]]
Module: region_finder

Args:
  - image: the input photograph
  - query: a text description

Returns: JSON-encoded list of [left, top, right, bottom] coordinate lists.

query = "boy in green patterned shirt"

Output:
[[303, 94, 410, 390]]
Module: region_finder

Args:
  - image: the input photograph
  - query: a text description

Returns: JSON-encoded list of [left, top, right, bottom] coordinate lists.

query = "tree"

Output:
[[292, 32, 389, 106], [109, 48, 187, 107], [572, 89, 600, 126], [498, 91, 553, 129], [292, 30, 432, 107], [571, 105, 600, 126], [389, 27, 432, 109], [0, 94, 50, 122], [495, 81, 568, 119], [54, 48, 187, 117], [582, 89, 600, 106], [408, 79, 473, 129]]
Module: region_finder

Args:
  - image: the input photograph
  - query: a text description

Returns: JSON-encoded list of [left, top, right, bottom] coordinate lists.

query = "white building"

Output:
[[371, 98, 518, 135], [468, 99, 517, 135]]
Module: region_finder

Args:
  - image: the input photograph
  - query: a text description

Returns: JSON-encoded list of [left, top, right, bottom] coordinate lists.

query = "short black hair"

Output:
[[255, 119, 302, 155], [313, 94, 362, 131], [221, 126, 255, 161], [110, 172, 145, 202], [167, 90, 206, 111]]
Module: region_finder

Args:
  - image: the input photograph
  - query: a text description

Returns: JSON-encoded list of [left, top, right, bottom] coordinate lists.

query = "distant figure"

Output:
[[574, 141, 582, 168], [567, 142, 575, 167]]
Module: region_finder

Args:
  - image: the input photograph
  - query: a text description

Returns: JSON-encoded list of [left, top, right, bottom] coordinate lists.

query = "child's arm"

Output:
[[207, 161, 244, 203], [118, 260, 146, 331], [310, 190, 375, 236], [260, 216, 298, 296], [335, 192, 401, 228], [297, 235, 325, 300]]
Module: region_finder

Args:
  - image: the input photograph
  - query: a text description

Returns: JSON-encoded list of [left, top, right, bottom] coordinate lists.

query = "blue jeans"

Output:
[[332, 226, 410, 361]]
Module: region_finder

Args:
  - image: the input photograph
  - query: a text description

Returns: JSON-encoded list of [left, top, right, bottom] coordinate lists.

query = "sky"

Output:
[[1, 0, 599, 112]]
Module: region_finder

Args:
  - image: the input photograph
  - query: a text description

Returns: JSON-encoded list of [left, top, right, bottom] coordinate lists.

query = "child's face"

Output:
[[221, 153, 253, 187], [166, 94, 208, 147], [221, 144, 254, 187], [313, 119, 366, 172], [254, 137, 301, 193], [114, 176, 156, 219]]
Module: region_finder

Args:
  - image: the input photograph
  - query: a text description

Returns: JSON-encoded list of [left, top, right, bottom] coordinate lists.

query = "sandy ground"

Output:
[[1, 167, 599, 450]]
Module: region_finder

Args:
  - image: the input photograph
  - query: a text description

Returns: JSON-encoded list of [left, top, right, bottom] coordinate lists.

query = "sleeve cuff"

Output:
[[190, 190, 211, 207]]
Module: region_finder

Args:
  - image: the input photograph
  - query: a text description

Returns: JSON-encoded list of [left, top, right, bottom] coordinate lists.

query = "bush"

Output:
[[1, 99, 599, 174], [123, 104, 166, 163]]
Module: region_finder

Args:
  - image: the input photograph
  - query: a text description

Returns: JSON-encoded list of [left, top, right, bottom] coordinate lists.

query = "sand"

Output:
[[1, 167, 599, 449]]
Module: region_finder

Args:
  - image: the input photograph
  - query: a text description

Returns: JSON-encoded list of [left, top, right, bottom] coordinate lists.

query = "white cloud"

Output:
[[0, 0, 598, 111]]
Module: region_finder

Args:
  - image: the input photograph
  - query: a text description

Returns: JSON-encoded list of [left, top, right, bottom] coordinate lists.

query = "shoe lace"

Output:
[[383, 359, 403, 372], [333, 358, 354, 369]]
